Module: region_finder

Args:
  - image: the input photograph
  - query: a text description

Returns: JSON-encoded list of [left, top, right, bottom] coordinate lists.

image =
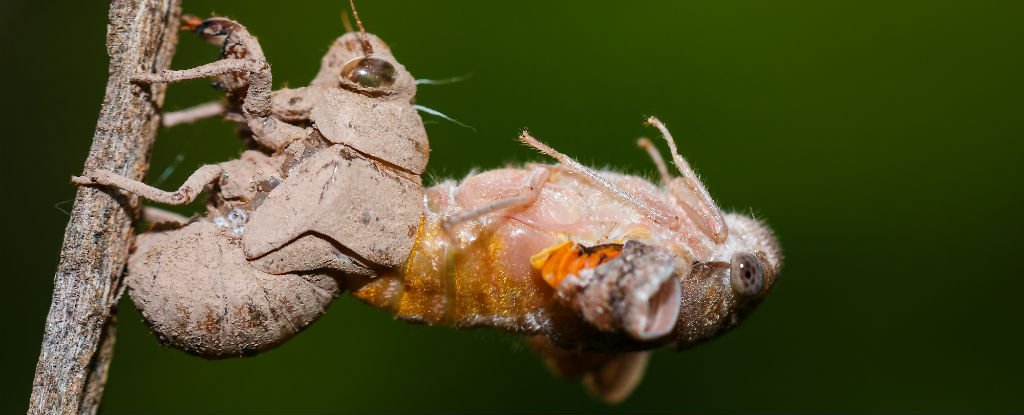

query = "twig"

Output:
[[28, 1, 182, 414]]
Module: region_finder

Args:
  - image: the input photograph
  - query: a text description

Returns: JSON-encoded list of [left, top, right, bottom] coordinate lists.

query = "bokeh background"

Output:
[[3, 0, 1022, 413]]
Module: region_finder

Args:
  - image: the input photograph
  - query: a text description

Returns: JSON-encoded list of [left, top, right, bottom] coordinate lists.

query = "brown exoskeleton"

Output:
[[74, 10, 428, 357], [74, 6, 782, 405]]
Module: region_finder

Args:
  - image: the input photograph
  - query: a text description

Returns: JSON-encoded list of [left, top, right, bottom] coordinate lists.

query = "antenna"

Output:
[[349, 0, 374, 56]]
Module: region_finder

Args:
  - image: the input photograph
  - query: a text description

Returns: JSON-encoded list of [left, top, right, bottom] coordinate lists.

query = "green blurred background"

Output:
[[3, 0, 1022, 413]]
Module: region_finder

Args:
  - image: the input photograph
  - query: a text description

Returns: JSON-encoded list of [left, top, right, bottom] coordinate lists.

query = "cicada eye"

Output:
[[729, 252, 764, 297], [341, 57, 397, 88]]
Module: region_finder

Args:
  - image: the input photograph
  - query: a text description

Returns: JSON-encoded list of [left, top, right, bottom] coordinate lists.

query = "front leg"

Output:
[[131, 59, 267, 85], [72, 164, 223, 205], [133, 59, 271, 119]]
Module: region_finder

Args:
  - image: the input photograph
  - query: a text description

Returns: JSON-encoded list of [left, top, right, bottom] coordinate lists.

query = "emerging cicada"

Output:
[[71, 4, 780, 404], [351, 118, 782, 402]]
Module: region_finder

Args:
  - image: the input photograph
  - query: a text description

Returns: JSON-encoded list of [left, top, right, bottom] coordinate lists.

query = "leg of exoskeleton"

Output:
[[636, 138, 672, 186], [133, 57, 297, 149], [644, 117, 728, 242], [132, 59, 270, 118], [72, 164, 223, 205], [142, 206, 191, 225], [518, 132, 682, 232], [162, 101, 225, 128]]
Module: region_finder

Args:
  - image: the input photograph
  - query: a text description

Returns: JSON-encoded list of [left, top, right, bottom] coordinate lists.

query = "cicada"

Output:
[[73, 6, 781, 405], [350, 118, 781, 402]]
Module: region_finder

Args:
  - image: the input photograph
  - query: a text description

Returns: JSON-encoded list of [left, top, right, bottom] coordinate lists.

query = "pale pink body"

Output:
[[352, 164, 738, 345], [450, 165, 714, 271]]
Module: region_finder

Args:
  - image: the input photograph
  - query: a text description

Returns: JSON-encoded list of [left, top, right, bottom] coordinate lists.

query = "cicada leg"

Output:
[[162, 101, 225, 128], [440, 167, 549, 238], [644, 116, 728, 242], [141, 206, 191, 225], [518, 131, 681, 231], [72, 164, 224, 205], [636, 137, 672, 186]]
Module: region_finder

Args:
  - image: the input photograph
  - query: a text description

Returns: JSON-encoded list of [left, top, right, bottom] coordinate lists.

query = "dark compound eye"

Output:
[[729, 252, 764, 297], [341, 57, 397, 88]]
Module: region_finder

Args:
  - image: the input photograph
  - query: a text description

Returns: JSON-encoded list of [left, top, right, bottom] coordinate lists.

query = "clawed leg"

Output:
[[162, 101, 225, 128], [133, 58, 271, 120], [132, 59, 267, 85], [72, 164, 223, 205], [644, 117, 728, 242]]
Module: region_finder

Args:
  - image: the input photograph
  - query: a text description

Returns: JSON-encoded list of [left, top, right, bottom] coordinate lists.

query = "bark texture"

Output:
[[29, 1, 182, 414]]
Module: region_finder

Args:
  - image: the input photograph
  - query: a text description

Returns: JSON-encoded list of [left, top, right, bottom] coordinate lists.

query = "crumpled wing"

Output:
[[242, 145, 423, 271], [528, 335, 650, 404], [311, 88, 429, 174]]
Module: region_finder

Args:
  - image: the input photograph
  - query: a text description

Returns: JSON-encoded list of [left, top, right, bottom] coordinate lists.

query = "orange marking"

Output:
[[180, 15, 204, 31], [531, 242, 623, 288]]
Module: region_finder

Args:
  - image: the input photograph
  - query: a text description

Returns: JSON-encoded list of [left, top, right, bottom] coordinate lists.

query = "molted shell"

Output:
[[242, 145, 423, 272], [310, 88, 429, 174], [126, 221, 340, 358], [311, 33, 415, 96], [217, 150, 277, 201], [270, 87, 320, 122]]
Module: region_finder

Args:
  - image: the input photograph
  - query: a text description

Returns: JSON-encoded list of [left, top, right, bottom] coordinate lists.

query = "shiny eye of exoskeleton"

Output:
[[730, 252, 764, 297], [341, 57, 397, 88]]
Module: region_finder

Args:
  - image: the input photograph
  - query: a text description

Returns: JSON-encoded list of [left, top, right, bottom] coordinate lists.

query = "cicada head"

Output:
[[674, 212, 782, 349], [307, 31, 429, 174], [312, 32, 416, 98]]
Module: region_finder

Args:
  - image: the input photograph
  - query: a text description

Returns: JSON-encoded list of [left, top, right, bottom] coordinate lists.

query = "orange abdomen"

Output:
[[349, 204, 556, 332]]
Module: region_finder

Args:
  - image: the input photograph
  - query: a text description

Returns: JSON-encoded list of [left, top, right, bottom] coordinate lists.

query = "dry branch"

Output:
[[29, 1, 182, 414]]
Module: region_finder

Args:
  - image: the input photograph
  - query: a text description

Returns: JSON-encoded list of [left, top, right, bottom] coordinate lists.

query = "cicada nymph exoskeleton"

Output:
[[75, 8, 430, 357]]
